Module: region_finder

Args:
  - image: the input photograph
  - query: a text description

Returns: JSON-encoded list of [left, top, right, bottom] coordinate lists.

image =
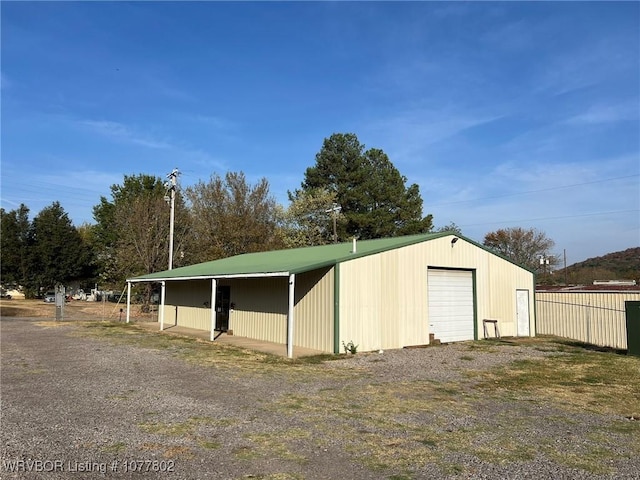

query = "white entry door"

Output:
[[516, 289, 530, 336], [427, 269, 475, 343]]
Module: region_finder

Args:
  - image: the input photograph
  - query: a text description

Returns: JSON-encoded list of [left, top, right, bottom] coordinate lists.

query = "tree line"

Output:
[[1, 133, 557, 301]]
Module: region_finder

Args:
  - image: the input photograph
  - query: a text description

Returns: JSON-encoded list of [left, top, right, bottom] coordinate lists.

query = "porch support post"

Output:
[[210, 278, 217, 341], [287, 273, 295, 359], [126, 281, 131, 323], [159, 280, 166, 331]]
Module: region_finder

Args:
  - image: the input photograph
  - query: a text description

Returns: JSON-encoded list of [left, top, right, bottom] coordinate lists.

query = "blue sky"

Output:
[[1, 1, 638, 265]]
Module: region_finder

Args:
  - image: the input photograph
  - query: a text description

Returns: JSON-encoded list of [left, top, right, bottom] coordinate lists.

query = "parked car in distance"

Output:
[[44, 292, 56, 303]]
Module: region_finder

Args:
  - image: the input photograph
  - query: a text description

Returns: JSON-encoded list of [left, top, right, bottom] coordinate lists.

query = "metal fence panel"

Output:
[[536, 291, 640, 350]]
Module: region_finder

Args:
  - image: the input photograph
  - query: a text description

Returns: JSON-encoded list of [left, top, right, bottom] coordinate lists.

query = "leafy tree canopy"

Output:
[[435, 222, 463, 235], [92, 174, 191, 296], [483, 227, 555, 272], [295, 133, 432, 241], [185, 171, 284, 262], [0, 204, 31, 288], [30, 202, 92, 292], [93, 174, 167, 249], [282, 188, 345, 247], [1, 203, 96, 296]]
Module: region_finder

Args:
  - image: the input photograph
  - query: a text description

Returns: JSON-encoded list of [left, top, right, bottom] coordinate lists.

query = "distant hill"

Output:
[[562, 247, 640, 285]]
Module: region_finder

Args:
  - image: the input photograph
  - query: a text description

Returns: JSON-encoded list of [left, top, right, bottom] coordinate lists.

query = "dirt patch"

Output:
[[0, 300, 51, 318], [0, 299, 156, 322]]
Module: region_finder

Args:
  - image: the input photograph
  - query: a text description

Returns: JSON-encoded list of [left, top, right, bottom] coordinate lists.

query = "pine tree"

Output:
[[296, 133, 432, 241], [29, 202, 89, 293]]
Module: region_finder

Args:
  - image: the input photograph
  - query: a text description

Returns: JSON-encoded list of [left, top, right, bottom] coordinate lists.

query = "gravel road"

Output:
[[1, 317, 638, 479]]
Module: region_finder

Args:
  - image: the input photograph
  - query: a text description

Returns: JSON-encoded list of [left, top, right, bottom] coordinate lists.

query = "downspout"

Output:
[[126, 281, 131, 323], [472, 270, 478, 340], [532, 274, 538, 337], [287, 273, 295, 359], [333, 263, 340, 354], [159, 281, 166, 331], [210, 278, 217, 341]]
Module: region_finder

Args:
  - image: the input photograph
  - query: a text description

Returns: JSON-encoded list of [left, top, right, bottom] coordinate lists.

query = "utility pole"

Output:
[[325, 204, 341, 244], [539, 254, 550, 284], [164, 168, 179, 270]]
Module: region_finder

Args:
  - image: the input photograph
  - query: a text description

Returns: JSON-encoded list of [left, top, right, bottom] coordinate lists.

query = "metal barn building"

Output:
[[127, 233, 536, 357]]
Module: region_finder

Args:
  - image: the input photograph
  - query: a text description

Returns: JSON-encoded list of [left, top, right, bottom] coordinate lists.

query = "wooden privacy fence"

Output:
[[535, 291, 640, 350]]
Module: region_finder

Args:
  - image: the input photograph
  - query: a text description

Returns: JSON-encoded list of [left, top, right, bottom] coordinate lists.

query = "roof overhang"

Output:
[[127, 271, 291, 283]]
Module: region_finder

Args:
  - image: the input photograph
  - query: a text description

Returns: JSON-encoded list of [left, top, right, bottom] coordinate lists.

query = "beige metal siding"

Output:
[[228, 271, 334, 351], [381, 252, 401, 349], [340, 254, 384, 351], [339, 236, 535, 352], [228, 277, 288, 344], [293, 267, 334, 352], [536, 291, 639, 349], [162, 270, 334, 352], [164, 280, 212, 330], [403, 237, 535, 340]]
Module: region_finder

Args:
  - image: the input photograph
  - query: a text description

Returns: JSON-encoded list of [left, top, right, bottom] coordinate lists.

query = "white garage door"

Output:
[[427, 269, 475, 343]]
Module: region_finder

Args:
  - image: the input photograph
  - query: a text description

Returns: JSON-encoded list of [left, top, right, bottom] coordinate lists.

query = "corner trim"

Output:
[[333, 264, 340, 354]]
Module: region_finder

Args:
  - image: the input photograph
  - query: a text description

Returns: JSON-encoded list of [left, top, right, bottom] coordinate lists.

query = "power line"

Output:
[[459, 209, 639, 228], [430, 174, 639, 207]]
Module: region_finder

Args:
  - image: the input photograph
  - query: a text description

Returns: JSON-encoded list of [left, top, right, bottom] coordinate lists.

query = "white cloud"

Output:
[[79, 120, 172, 149], [533, 36, 634, 97], [431, 3, 475, 19], [180, 148, 228, 173], [564, 103, 638, 126], [150, 80, 195, 103], [189, 114, 239, 130], [480, 19, 536, 52], [423, 151, 639, 262], [35, 170, 123, 193], [0, 72, 11, 90], [0, 168, 126, 225], [364, 107, 504, 164]]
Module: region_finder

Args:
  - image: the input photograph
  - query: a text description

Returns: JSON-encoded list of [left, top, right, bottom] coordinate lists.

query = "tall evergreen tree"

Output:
[[0, 204, 32, 289], [29, 202, 89, 293], [296, 133, 432, 240]]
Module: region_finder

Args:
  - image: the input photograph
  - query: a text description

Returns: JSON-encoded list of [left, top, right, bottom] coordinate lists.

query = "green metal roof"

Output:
[[129, 232, 452, 282]]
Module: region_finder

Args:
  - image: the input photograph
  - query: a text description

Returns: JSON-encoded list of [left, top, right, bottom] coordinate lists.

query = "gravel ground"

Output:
[[1, 317, 639, 480]]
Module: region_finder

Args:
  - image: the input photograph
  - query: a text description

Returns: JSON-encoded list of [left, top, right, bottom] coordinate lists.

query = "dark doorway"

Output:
[[216, 286, 231, 331]]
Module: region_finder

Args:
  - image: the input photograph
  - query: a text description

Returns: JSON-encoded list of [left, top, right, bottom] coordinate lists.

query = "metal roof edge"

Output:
[[128, 271, 290, 283], [333, 231, 453, 265], [289, 232, 450, 273], [127, 231, 532, 283], [366, 232, 443, 256], [289, 260, 337, 275], [452, 232, 537, 274]]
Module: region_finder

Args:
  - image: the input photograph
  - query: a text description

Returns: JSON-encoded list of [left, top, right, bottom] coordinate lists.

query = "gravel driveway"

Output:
[[1, 317, 638, 479]]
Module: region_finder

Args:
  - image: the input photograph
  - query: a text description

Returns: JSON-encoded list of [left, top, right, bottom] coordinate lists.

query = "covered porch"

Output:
[[135, 321, 325, 358], [126, 271, 301, 357]]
